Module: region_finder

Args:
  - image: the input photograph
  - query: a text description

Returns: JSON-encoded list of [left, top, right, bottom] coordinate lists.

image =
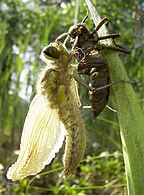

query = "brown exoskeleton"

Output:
[[59, 16, 131, 119]]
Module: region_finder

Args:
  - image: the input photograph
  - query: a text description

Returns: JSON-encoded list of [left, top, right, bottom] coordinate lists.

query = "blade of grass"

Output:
[[85, 0, 144, 194]]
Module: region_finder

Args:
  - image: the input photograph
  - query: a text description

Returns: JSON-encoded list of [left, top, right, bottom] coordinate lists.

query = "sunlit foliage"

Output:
[[0, 0, 143, 194]]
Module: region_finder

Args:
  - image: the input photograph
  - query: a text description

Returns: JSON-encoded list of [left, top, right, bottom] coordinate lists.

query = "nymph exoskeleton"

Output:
[[66, 16, 131, 118]]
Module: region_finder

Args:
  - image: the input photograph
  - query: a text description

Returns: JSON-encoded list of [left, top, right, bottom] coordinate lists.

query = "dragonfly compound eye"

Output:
[[43, 46, 59, 59]]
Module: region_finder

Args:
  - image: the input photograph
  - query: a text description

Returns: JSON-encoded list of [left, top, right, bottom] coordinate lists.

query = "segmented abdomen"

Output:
[[59, 98, 86, 178], [77, 52, 109, 118], [39, 67, 86, 178]]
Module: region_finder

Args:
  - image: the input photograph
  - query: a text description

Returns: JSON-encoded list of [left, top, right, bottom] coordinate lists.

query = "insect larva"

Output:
[[68, 16, 131, 119], [7, 41, 86, 181]]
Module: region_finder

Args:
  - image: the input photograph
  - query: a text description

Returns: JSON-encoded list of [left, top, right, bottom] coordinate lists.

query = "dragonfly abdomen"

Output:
[[59, 100, 86, 178]]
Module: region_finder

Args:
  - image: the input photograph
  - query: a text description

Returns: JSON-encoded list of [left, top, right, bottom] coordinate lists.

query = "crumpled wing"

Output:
[[7, 94, 66, 181], [70, 77, 82, 108]]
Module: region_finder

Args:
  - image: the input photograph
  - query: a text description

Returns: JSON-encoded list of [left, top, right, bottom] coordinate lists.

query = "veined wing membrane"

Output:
[[70, 77, 82, 107], [7, 94, 66, 181]]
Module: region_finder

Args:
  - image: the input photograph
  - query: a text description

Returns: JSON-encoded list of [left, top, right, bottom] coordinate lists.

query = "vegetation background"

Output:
[[0, 0, 143, 194]]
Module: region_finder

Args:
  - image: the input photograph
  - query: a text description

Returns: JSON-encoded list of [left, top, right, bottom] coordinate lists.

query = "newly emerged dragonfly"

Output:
[[58, 16, 131, 119], [7, 41, 86, 181]]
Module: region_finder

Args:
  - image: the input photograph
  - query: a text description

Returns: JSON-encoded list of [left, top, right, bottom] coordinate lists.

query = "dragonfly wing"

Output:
[[70, 77, 82, 107], [7, 94, 66, 181]]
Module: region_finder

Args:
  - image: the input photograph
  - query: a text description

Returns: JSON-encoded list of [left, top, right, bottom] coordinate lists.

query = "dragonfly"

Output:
[[7, 41, 86, 181]]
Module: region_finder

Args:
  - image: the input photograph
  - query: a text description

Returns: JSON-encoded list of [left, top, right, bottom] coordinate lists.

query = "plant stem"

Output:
[[74, 0, 80, 25], [105, 51, 144, 195], [85, 0, 144, 194]]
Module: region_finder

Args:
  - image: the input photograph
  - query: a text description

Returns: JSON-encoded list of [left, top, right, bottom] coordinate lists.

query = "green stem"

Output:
[[74, 0, 80, 25], [85, 0, 144, 194], [105, 51, 144, 195]]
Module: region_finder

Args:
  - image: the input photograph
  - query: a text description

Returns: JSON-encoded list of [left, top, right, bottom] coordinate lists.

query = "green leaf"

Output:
[[85, 0, 144, 194]]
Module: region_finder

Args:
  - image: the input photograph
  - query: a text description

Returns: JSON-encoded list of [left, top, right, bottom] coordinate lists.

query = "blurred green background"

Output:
[[0, 0, 143, 194]]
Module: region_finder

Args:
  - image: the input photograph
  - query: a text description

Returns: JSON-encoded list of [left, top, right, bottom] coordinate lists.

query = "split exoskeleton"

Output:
[[57, 16, 131, 118]]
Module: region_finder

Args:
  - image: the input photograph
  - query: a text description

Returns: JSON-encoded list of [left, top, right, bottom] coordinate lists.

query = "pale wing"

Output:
[[7, 94, 66, 181], [70, 77, 82, 107]]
